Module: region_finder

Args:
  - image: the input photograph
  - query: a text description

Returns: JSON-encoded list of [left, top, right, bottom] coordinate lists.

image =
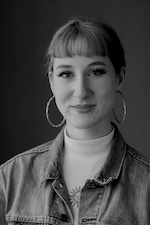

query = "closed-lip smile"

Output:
[[72, 104, 95, 108], [71, 104, 95, 113]]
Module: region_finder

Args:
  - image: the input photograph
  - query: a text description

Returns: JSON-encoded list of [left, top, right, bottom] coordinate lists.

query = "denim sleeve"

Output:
[[0, 170, 7, 225]]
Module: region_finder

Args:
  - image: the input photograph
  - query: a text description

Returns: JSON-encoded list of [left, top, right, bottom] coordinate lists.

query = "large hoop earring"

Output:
[[112, 91, 127, 124], [46, 96, 65, 127]]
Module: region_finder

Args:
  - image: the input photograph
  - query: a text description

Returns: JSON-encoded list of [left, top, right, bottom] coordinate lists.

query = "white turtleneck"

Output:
[[62, 127, 114, 225]]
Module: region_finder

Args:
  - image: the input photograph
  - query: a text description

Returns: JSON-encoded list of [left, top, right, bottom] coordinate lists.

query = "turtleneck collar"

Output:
[[64, 126, 114, 161]]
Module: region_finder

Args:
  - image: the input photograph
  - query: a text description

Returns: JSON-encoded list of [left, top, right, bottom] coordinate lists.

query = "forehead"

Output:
[[53, 55, 112, 70]]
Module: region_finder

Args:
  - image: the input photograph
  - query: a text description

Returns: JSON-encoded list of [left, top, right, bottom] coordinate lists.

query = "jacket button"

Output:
[[60, 214, 68, 222]]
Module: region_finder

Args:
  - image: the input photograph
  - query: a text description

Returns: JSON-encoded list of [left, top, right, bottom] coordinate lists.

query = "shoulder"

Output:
[[0, 140, 56, 198], [0, 127, 64, 176], [126, 144, 150, 166], [125, 144, 150, 178], [0, 140, 54, 171]]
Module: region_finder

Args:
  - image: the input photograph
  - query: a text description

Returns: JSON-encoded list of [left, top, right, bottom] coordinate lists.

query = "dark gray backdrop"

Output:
[[1, 0, 150, 164]]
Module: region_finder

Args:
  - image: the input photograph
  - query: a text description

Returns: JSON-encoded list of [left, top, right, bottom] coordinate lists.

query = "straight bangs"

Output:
[[46, 17, 125, 74], [49, 27, 108, 59]]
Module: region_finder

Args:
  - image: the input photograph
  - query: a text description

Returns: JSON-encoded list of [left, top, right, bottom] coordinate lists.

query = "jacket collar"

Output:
[[39, 127, 65, 186], [94, 123, 126, 185], [39, 123, 126, 186]]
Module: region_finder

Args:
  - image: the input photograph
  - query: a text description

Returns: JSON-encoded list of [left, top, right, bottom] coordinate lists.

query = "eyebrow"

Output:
[[56, 61, 106, 69], [88, 61, 106, 67], [56, 65, 73, 69]]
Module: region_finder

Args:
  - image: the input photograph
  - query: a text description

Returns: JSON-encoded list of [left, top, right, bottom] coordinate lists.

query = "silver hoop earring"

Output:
[[112, 91, 127, 124], [46, 95, 65, 127]]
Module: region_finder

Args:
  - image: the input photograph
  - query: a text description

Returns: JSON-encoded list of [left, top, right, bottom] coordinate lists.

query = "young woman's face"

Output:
[[50, 55, 122, 137]]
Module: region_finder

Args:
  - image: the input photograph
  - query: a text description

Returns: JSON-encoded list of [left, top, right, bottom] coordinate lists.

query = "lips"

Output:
[[71, 104, 95, 113], [72, 104, 94, 108]]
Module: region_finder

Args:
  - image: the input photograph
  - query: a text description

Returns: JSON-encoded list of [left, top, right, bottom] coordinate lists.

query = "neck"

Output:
[[66, 120, 112, 140]]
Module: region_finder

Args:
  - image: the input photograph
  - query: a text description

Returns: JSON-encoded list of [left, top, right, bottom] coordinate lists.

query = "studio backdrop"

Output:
[[1, 0, 150, 164]]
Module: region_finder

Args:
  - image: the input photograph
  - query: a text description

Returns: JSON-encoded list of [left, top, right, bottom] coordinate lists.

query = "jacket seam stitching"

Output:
[[0, 142, 53, 169], [127, 148, 150, 166]]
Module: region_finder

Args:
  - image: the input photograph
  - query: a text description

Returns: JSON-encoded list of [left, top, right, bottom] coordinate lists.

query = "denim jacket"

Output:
[[0, 124, 150, 225]]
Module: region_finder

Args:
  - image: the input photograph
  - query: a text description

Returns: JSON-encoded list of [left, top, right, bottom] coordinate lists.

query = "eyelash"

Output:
[[89, 68, 107, 77], [57, 70, 73, 78], [57, 68, 107, 78]]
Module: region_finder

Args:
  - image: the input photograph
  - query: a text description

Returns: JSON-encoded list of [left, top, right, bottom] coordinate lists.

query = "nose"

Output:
[[73, 77, 92, 99]]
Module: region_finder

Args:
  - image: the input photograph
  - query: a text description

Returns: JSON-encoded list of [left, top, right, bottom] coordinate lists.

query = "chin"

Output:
[[70, 119, 97, 130], [68, 113, 110, 130], [74, 124, 92, 130]]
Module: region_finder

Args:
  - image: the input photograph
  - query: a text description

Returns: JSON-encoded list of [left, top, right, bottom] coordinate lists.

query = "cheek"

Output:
[[52, 78, 65, 97], [53, 84, 70, 111], [96, 79, 117, 108], [97, 78, 116, 98]]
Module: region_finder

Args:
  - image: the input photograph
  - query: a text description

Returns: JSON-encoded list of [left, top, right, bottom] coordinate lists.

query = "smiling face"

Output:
[[49, 55, 124, 139]]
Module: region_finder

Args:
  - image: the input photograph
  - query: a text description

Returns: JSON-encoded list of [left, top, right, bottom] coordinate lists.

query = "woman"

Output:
[[0, 17, 150, 225]]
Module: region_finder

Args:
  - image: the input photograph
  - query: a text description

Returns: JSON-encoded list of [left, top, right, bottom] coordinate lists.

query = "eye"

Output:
[[57, 70, 74, 78], [89, 68, 107, 77]]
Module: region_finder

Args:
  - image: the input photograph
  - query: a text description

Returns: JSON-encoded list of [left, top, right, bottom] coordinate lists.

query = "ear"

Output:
[[116, 67, 125, 91], [48, 71, 54, 94]]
